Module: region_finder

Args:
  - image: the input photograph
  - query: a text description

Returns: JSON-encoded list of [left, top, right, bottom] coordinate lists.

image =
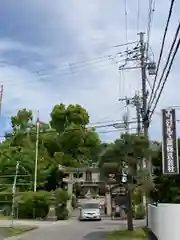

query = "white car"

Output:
[[79, 202, 101, 221]]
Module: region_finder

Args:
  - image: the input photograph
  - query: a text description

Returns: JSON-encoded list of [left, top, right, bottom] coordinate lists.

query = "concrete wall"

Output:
[[148, 204, 180, 240]]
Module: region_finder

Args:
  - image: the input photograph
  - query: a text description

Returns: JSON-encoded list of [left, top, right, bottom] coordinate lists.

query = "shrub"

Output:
[[71, 194, 77, 209], [54, 188, 69, 206], [54, 188, 69, 220], [15, 191, 51, 219], [55, 206, 69, 220], [134, 203, 146, 219], [0, 192, 12, 206]]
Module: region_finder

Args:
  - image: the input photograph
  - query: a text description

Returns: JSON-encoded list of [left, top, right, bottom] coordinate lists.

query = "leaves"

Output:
[[0, 103, 101, 192], [11, 108, 33, 132], [150, 139, 180, 203], [98, 133, 153, 194]]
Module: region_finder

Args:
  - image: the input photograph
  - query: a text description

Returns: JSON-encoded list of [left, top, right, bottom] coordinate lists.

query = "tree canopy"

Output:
[[0, 104, 100, 192], [1, 102, 179, 219]]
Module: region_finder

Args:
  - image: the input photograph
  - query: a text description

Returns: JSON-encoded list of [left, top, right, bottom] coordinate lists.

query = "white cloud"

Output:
[[1, 0, 180, 142]]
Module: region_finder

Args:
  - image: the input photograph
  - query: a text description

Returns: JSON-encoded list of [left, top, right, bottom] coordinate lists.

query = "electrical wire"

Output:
[[137, 0, 140, 32], [149, 35, 180, 120], [146, 0, 155, 59], [148, 0, 175, 108], [97, 127, 137, 134], [0, 128, 137, 139], [1, 61, 115, 88], [148, 22, 180, 111], [0, 41, 137, 73], [2, 120, 138, 139], [124, 0, 128, 43], [0, 48, 139, 88], [118, 68, 125, 100]]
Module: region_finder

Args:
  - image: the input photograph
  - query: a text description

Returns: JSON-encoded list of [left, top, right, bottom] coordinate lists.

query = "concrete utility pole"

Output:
[[138, 32, 152, 226], [133, 93, 142, 136], [138, 32, 148, 136], [119, 97, 132, 134], [119, 94, 142, 136]]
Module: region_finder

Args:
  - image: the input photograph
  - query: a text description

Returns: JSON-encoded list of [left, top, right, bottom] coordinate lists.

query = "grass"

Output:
[[7, 226, 37, 235], [108, 228, 147, 240], [0, 215, 10, 219], [0, 226, 37, 237]]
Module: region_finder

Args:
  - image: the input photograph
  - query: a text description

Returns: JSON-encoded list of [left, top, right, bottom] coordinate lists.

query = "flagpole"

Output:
[[34, 110, 40, 192], [11, 161, 19, 227]]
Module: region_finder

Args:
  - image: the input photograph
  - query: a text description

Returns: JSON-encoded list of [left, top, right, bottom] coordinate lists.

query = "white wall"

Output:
[[148, 204, 180, 240]]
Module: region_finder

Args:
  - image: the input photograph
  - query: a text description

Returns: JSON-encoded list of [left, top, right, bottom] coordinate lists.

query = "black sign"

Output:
[[162, 108, 179, 174]]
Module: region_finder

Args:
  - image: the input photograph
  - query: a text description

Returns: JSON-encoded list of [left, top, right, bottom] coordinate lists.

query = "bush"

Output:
[[54, 188, 69, 220], [71, 194, 77, 209], [134, 203, 145, 219], [56, 206, 69, 220], [0, 191, 12, 216], [15, 191, 51, 219], [54, 188, 69, 205], [0, 192, 12, 206]]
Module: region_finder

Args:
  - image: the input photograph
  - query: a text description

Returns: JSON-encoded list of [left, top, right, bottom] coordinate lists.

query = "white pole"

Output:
[[11, 161, 19, 227], [34, 111, 40, 192]]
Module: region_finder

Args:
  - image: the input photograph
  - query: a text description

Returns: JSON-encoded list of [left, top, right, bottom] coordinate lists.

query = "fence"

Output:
[[148, 203, 180, 240]]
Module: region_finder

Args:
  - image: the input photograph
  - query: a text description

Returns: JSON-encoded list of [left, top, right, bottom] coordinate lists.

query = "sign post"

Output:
[[162, 108, 179, 175]]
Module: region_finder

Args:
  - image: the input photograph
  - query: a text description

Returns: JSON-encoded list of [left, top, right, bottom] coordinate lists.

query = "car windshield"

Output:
[[81, 203, 99, 209]]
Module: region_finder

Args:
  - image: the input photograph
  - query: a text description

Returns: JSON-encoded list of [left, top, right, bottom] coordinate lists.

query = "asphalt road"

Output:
[[3, 219, 145, 240]]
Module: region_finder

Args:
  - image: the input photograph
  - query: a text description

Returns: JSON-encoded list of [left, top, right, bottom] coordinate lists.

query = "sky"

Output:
[[0, 0, 179, 142]]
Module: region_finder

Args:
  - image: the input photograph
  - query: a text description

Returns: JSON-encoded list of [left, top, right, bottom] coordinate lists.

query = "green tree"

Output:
[[99, 133, 153, 231], [11, 108, 33, 132], [150, 139, 180, 203], [50, 103, 89, 133], [49, 103, 100, 167], [0, 103, 100, 192]]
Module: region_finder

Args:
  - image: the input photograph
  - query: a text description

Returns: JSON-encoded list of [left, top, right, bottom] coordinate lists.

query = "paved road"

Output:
[[4, 219, 145, 240]]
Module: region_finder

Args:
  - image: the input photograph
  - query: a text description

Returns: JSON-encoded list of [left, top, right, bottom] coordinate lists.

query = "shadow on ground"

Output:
[[0, 228, 12, 240], [83, 231, 108, 240]]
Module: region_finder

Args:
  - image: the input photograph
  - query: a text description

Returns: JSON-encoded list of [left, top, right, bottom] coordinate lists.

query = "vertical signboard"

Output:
[[162, 108, 179, 174]]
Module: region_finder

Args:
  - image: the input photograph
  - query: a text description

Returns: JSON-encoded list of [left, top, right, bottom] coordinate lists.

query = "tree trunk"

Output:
[[127, 187, 134, 231]]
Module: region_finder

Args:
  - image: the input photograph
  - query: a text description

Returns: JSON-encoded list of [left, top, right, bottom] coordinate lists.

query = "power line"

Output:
[[137, 0, 140, 32], [1, 120, 139, 140], [148, 22, 180, 110], [0, 41, 137, 73], [148, 0, 175, 108], [150, 35, 180, 119], [88, 119, 123, 125], [124, 0, 128, 43], [97, 127, 137, 134], [1, 50, 139, 88], [146, 0, 155, 59]]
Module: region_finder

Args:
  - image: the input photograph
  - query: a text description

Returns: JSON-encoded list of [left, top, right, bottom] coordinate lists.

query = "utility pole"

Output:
[[138, 32, 152, 226], [138, 32, 148, 137], [133, 93, 142, 136], [119, 94, 142, 136], [119, 96, 134, 230], [119, 97, 132, 134]]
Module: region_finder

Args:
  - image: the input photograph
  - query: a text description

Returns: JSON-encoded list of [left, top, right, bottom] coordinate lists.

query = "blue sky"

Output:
[[0, 0, 180, 142]]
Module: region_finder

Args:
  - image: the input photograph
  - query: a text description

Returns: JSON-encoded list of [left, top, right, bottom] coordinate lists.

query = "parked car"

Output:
[[79, 202, 101, 221]]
